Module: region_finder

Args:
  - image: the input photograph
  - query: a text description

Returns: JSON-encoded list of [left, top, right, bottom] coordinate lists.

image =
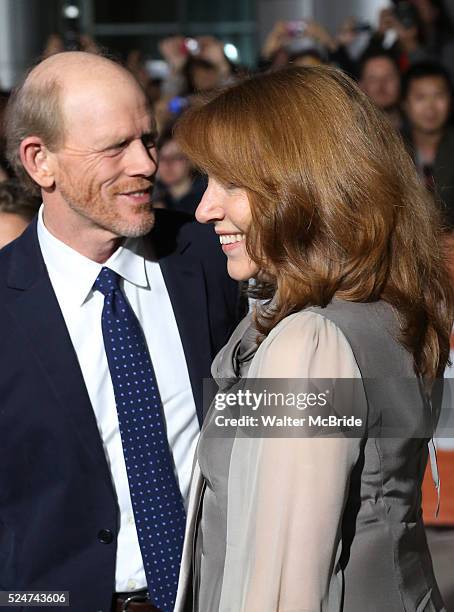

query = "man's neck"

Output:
[[168, 177, 193, 201], [411, 127, 444, 164], [385, 107, 402, 130], [42, 206, 122, 264]]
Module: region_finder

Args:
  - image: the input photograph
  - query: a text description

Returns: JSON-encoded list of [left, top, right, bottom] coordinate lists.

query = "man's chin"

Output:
[[109, 209, 155, 238]]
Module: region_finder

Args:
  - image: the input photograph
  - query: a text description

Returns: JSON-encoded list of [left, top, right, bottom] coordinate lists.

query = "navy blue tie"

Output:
[[94, 266, 186, 612]]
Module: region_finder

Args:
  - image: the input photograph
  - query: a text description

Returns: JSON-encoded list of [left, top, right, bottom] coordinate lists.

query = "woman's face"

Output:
[[196, 176, 259, 281]]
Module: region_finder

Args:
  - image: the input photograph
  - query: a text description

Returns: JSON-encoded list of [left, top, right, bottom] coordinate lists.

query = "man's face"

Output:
[[192, 66, 220, 93], [51, 77, 158, 238], [360, 57, 401, 111], [404, 76, 452, 135]]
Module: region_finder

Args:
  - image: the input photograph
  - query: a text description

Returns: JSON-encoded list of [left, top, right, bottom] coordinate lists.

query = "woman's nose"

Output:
[[195, 189, 225, 224]]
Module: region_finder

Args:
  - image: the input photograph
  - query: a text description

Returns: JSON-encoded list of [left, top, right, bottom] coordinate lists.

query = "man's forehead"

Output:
[[409, 76, 450, 94], [61, 82, 154, 143], [364, 58, 398, 76]]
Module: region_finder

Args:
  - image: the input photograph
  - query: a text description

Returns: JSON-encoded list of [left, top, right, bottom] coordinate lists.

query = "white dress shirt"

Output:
[[37, 206, 199, 592]]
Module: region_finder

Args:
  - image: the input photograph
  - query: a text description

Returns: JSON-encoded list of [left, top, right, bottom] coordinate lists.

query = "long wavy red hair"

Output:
[[175, 66, 454, 380]]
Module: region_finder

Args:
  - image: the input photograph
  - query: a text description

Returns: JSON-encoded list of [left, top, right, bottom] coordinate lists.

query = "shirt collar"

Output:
[[107, 237, 149, 291], [37, 205, 149, 306]]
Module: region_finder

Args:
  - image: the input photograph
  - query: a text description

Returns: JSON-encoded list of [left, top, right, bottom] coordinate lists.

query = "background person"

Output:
[[152, 125, 206, 215], [358, 50, 404, 129], [0, 179, 40, 249], [401, 61, 454, 226]]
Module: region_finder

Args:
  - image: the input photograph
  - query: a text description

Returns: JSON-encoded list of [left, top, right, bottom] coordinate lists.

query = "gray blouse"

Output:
[[175, 302, 445, 612]]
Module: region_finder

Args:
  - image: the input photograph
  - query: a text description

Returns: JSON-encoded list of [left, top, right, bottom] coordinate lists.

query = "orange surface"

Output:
[[422, 450, 454, 526]]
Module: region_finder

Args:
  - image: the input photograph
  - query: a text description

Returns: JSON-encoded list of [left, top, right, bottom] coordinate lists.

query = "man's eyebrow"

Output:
[[98, 137, 129, 151], [99, 130, 157, 151], [141, 130, 158, 142]]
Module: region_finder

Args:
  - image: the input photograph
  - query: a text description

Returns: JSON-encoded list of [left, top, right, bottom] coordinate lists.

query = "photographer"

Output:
[[364, 0, 454, 72], [159, 35, 235, 97], [257, 19, 356, 74]]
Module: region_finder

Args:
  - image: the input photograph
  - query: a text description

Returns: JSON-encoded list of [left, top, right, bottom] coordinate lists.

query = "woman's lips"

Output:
[[218, 233, 246, 253]]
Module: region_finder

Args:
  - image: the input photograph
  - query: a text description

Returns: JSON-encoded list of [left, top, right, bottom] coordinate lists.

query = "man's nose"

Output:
[[125, 140, 158, 177]]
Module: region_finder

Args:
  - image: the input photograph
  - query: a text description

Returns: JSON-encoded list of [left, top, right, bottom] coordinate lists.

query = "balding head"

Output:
[[5, 52, 144, 194], [28, 51, 139, 96]]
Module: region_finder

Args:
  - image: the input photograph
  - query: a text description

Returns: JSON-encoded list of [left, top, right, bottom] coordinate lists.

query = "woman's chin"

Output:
[[226, 259, 258, 282]]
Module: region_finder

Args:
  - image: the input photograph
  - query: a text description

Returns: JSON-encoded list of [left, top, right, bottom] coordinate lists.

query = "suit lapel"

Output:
[[5, 221, 114, 485], [159, 247, 212, 425]]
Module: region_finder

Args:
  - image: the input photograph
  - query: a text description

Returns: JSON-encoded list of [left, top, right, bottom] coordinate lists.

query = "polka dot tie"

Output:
[[94, 267, 186, 612]]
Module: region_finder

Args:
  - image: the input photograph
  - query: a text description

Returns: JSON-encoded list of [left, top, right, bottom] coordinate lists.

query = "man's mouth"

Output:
[[120, 190, 149, 198], [116, 188, 152, 205]]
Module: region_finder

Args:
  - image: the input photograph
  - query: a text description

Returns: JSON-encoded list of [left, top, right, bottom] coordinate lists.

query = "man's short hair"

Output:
[[288, 49, 326, 65], [358, 50, 401, 81], [4, 75, 65, 195], [0, 179, 40, 221], [401, 61, 454, 100]]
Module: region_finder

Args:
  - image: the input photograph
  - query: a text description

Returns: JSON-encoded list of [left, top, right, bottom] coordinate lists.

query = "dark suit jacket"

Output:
[[0, 209, 243, 611], [403, 124, 454, 227]]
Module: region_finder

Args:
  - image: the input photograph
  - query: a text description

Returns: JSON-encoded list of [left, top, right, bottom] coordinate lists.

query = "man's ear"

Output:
[[19, 137, 56, 189]]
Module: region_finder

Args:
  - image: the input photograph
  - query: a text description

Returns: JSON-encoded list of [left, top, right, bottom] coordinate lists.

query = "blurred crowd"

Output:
[[0, 0, 454, 248]]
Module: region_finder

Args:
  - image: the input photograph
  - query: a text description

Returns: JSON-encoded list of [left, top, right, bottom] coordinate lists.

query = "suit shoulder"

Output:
[[152, 208, 194, 233], [151, 208, 222, 257]]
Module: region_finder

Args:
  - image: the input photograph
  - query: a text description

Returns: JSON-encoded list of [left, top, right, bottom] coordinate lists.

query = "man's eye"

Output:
[[142, 136, 156, 149], [107, 141, 127, 153]]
